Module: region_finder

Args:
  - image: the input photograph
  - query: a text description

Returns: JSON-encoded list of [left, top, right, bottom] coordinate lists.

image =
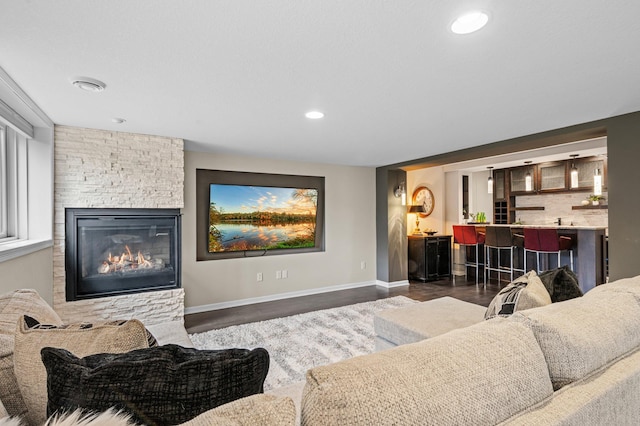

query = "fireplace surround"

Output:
[[65, 208, 181, 301]]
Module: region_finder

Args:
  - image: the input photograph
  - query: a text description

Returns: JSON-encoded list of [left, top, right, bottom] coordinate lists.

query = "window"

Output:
[[0, 123, 27, 242], [0, 67, 54, 262], [0, 124, 6, 238]]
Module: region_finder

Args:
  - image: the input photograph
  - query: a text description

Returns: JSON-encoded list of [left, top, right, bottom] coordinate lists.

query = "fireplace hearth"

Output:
[[65, 208, 181, 301]]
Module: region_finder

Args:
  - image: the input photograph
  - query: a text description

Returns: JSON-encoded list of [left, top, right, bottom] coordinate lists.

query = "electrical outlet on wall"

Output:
[[361, 261, 366, 270], [282, 269, 288, 278], [276, 270, 282, 279], [257, 272, 263, 282]]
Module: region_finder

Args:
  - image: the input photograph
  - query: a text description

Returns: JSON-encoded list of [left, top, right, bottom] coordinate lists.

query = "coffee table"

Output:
[[374, 296, 488, 351]]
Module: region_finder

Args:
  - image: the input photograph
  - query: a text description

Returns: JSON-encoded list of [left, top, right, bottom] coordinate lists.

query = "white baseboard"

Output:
[[185, 280, 378, 315], [375, 279, 409, 288]]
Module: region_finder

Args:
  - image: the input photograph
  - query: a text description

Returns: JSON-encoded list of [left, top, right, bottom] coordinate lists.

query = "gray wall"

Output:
[[184, 150, 377, 310], [376, 168, 407, 283], [606, 112, 640, 280], [0, 248, 54, 303], [376, 111, 640, 284], [376, 169, 411, 283]]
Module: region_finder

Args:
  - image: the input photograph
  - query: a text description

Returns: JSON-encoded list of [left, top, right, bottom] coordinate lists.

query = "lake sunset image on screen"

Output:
[[208, 184, 318, 253]]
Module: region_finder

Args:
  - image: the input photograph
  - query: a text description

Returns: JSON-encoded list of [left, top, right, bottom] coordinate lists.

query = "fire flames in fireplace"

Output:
[[97, 245, 165, 275]]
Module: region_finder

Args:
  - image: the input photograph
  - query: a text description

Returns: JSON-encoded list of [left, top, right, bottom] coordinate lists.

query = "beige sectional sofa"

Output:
[[0, 290, 294, 426], [299, 276, 640, 425], [3, 276, 640, 425]]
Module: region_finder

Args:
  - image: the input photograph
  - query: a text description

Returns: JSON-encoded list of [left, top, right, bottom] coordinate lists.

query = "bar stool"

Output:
[[511, 231, 526, 276], [453, 225, 485, 285], [484, 226, 517, 284], [524, 228, 574, 273]]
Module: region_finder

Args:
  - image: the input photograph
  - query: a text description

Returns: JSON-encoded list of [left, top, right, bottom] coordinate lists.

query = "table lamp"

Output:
[[408, 205, 425, 235]]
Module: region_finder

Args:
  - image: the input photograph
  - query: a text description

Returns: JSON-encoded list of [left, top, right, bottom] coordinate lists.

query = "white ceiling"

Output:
[[1, 1, 638, 167]]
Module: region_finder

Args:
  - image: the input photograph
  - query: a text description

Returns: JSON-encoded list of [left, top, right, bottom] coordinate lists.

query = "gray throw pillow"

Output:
[[537, 265, 583, 302], [41, 344, 269, 426]]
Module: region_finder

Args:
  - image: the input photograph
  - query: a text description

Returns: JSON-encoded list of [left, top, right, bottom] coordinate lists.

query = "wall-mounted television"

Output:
[[196, 169, 325, 260]]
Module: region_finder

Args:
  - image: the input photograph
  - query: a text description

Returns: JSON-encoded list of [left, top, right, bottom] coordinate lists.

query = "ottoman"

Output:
[[374, 296, 487, 351]]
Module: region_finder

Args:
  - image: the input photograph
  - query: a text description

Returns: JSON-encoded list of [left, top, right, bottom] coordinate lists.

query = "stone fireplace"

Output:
[[53, 126, 185, 325]]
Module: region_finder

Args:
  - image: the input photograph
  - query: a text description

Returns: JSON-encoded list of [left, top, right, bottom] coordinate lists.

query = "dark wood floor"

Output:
[[184, 275, 502, 334]]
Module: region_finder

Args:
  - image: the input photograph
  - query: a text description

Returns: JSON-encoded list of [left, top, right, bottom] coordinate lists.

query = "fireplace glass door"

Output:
[[66, 209, 181, 301]]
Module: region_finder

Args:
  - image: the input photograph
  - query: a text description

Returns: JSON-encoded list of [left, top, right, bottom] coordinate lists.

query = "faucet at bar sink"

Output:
[[554, 217, 562, 226]]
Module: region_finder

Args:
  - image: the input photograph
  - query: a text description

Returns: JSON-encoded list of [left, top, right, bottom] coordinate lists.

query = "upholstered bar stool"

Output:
[[453, 225, 485, 285], [484, 226, 516, 284], [523, 227, 574, 273], [511, 231, 526, 276]]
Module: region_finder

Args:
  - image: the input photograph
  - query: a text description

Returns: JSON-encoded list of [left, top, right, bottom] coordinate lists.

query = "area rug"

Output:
[[189, 296, 417, 390]]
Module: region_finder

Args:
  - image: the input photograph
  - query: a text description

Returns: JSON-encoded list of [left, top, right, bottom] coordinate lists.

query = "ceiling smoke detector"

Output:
[[71, 77, 106, 92]]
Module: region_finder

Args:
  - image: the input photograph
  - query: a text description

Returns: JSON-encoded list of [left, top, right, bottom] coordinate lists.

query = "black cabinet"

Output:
[[408, 235, 452, 282]]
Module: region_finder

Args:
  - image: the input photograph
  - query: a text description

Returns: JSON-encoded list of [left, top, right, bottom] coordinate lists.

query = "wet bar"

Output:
[[473, 224, 607, 292]]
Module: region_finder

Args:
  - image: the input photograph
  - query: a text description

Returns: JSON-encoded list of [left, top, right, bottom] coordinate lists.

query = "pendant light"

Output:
[[569, 154, 579, 189], [524, 161, 533, 192], [594, 168, 602, 196], [487, 167, 494, 194]]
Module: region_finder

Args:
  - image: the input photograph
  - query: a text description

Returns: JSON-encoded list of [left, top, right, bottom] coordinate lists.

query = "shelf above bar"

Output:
[[572, 205, 608, 210]]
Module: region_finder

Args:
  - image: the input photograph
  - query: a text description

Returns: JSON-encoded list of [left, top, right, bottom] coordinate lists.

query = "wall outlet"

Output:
[[276, 270, 282, 279], [257, 272, 263, 282], [282, 269, 288, 279], [361, 261, 366, 270]]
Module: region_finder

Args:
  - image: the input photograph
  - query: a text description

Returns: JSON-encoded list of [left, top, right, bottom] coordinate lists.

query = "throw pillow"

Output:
[[0, 289, 62, 417], [538, 265, 583, 302], [22, 315, 159, 348], [41, 344, 270, 426], [485, 271, 552, 319], [13, 316, 150, 426]]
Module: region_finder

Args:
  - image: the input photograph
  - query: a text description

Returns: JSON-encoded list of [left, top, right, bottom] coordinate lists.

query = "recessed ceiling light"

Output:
[[451, 11, 489, 34], [305, 111, 324, 119], [111, 118, 126, 124], [71, 77, 106, 92]]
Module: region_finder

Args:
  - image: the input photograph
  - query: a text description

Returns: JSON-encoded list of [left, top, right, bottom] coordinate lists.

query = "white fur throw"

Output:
[[0, 409, 136, 426], [45, 409, 136, 426]]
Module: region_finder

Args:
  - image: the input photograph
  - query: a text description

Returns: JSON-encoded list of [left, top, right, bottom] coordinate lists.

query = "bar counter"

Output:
[[471, 224, 607, 292]]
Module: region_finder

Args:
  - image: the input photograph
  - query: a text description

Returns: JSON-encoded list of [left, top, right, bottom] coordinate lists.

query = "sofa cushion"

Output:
[[0, 289, 62, 417], [0, 334, 23, 420], [485, 270, 551, 319], [538, 265, 583, 302], [0, 289, 62, 337], [178, 394, 295, 426], [512, 291, 640, 390], [13, 316, 150, 426], [585, 275, 640, 300], [301, 318, 553, 425], [501, 347, 640, 425], [41, 344, 270, 426], [0, 397, 8, 419]]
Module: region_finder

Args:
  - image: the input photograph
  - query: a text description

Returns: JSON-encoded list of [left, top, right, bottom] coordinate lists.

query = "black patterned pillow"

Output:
[[41, 344, 269, 426], [485, 271, 552, 319], [538, 266, 583, 302]]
